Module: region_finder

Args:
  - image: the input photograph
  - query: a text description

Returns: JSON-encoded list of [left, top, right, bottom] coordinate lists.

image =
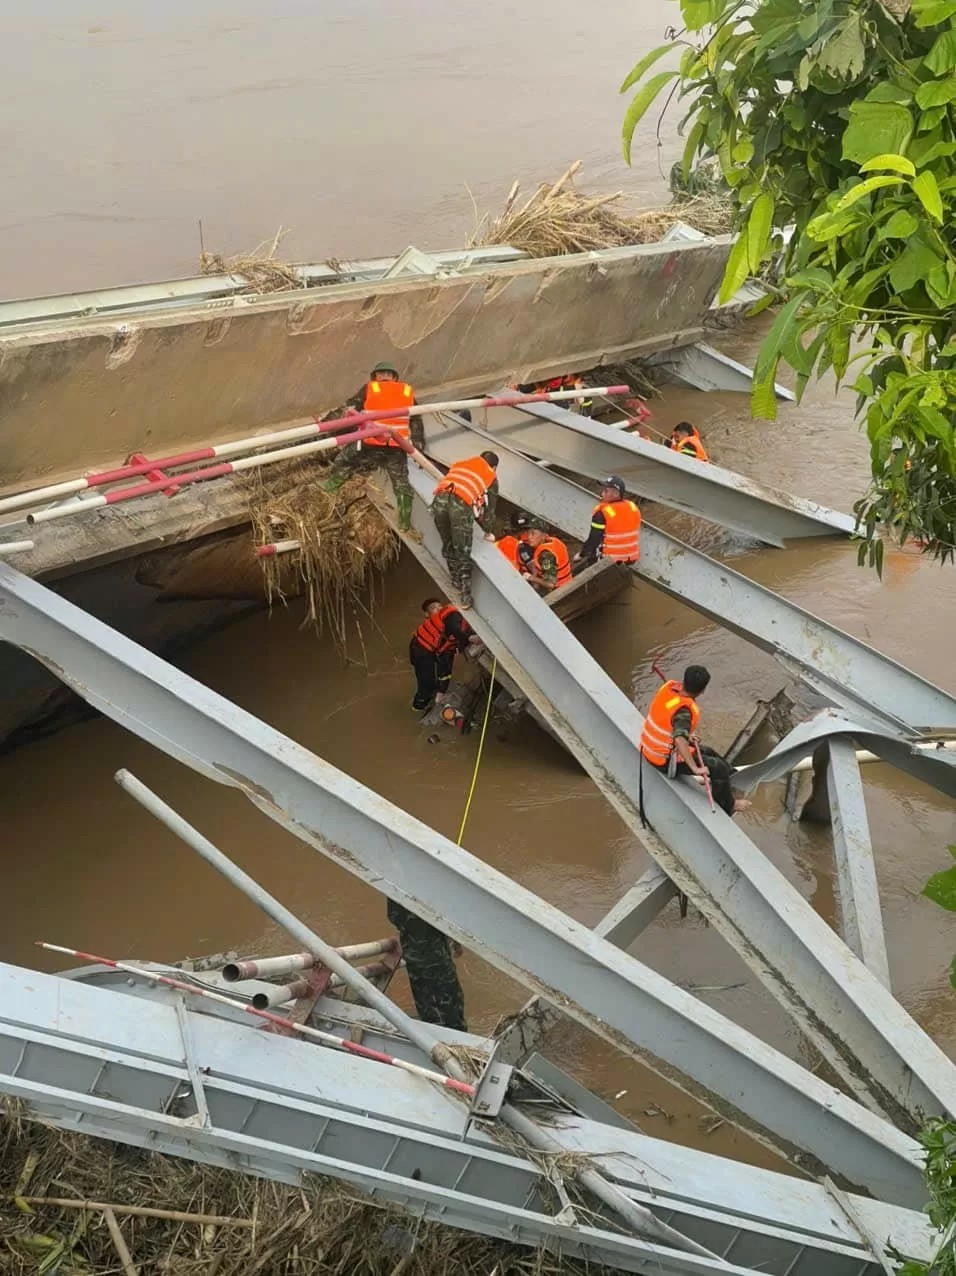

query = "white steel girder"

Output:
[[449, 398, 854, 543], [0, 563, 927, 1205], [0, 964, 935, 1275], [391, 467, 956, 1138], [421, 413, 956, 733]]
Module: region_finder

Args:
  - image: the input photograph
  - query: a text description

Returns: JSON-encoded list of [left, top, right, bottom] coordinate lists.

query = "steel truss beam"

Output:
[[737, 711, 956, 801], [0, 564, 926, 1205], [422, 414, 956, 732], [446, 399, 854, 543], [497, 866, 678, 1067], [0, 964, 933, 1275], [396, 468, 956, 1138], [827, 739, 892, 991]]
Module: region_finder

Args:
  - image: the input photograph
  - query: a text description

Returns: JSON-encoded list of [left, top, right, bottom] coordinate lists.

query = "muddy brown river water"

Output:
[[2, 0, 955, 1176]]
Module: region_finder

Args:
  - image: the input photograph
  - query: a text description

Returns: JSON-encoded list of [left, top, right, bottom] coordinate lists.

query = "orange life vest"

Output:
[[414, 605, 466, 655], [497, 535, 521, 568], [673, 431, 709, 462], [363, 379, 414, 447], [598, 499, 641, 562], [434, 456, 496, 510], [532, 536, 572, 586], [640, 681, 701, 767]]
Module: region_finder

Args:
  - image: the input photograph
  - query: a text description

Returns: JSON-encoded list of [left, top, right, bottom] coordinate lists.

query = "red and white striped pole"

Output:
[[27, 422, 390, 526], [1, 386, 630, 516], [38, 942, 475, 1097]]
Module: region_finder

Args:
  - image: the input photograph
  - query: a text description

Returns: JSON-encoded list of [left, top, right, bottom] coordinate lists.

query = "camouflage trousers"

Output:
[[431, 490, 475, 592], [322, 443, 413, 526], [387, 899, 467, 1031]]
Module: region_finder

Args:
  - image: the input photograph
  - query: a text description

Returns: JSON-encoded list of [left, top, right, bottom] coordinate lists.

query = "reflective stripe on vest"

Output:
[[532, 536, 572, 585], [414, 605, 464, 654], [639, 681, 701, 766], [434, 456, 496, 508], [363, 380, 414, 447], [673, 431, 709, 462], [598, 500, 641, 562]]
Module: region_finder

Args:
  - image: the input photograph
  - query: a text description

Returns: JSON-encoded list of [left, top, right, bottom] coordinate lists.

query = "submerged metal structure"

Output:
[[0, 390, 953, 1271]]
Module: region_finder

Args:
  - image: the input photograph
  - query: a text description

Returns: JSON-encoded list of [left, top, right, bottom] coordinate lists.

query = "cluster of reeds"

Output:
[[0, 1101, 617, 1275], [199, 227, 304, 294], [471, 161, 733, 258], [246, 461, 399, 651]]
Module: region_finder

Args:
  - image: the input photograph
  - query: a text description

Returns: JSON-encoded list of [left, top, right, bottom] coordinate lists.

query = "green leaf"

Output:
[[747, 192, 775, 272], [620, 43, 675, 94], [815, 12, 866, 81], [719, 233, 752, 305], [878, 208, 920, 239], [746, 291, 777, 318], [834, 175, 906, 211], [924, 29, 956, 75], [913, 169, 945, 222], [751, 290, 808, 419], [915, 76, 956, 107], [949, 952, 956, 991], [682, 0, 722, 31], [890, 237, 944, 292], [622, 71, 679, 165], [913, 0, 956, 26], [842, 102, 913, 164], [866, 82, 914, 104], [924, 864, 956, 911], [860, 152, 916, 176], [680, 118, 706, 182]]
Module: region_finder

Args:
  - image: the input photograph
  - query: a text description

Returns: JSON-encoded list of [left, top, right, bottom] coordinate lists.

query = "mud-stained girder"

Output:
[[0, 563, 927, 1205]]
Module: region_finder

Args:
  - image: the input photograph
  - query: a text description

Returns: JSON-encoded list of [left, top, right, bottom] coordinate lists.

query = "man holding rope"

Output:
[[639, 666, 749, 817]]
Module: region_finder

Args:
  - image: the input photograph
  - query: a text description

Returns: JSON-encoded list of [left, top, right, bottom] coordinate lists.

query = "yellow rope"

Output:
[[456, 657, 498, 846]]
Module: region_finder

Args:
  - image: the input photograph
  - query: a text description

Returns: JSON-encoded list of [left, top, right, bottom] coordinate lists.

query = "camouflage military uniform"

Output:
[[320, 385, 424, 531], [386, 899, 467, 1031], [322, 442, 416, 529], [431, 482, 498, 601], [529, 548, 558, 588]]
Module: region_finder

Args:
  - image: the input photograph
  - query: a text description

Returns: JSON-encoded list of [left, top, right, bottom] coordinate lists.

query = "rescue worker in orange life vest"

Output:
[[639, 665, 750, 816], [496, 509, 534, 572], [572, 475, 641, 571], [431, 452, 499, 610], [522, 520, 573, 594], [321, 361, 422, 532], [669, 420, 709, 462], [409, 598, 474, 711]]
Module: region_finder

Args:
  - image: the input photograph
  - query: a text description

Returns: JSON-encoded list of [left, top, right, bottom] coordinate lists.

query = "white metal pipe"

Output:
[[0, 540, 34, 555], [251, 978, 312, 1010], [28, 434, 348, 526], [222, 953, 314, 982], [738, 740, 956, 776], [336, 939, 396, 961]]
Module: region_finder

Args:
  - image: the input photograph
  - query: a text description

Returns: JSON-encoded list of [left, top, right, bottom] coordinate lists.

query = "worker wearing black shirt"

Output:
[[409, 598, 473, 711]]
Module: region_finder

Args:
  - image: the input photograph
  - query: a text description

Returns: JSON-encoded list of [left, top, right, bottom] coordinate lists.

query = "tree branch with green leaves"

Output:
[[622, 0, 956, 567]]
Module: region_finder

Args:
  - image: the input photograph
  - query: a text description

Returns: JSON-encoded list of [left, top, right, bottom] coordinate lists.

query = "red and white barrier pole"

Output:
[[254, 540, 301, 560], [38, 942, 475, 1097], [27, 423, 390, 526], [0, 386, 629, 516]]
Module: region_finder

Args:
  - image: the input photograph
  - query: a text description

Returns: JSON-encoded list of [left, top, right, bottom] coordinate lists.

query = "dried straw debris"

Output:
[[245, 461, 399, 650], [199, 227, 305, 294], [0, 1100, 625, 1275], [472, 160, 733, 258]]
